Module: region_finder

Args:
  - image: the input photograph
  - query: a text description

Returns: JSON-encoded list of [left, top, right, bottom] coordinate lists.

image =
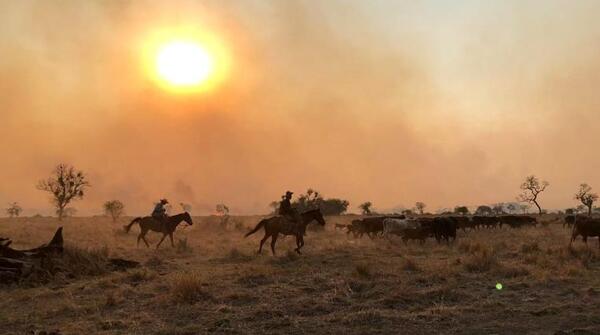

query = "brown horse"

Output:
[[245, 208, 326, 255], [124, 212, 193, 249]]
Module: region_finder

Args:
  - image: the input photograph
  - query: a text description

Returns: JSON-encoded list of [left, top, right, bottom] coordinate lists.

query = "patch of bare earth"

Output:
[[1, 215, 600, 334]]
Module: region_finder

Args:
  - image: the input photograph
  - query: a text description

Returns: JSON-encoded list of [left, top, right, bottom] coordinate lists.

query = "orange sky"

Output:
[[2, 1, 600, 215]]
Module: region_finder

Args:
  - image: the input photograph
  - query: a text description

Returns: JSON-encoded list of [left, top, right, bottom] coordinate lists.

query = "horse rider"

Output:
[[152, 199, 169, 225], [279, 191, 302, 231]]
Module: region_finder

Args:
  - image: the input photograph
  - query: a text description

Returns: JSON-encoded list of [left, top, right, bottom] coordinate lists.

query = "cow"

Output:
[[432, 217, 457, 244], [564, 215, 588, 229], [401, 227, 431, 244], [449, 216, 474, 231], [499, 215, 537, 228], [382, 218, 419, 238], [570, 217, 600, 248], [472, 216, 499, 229], [349, 215, 406, 239]]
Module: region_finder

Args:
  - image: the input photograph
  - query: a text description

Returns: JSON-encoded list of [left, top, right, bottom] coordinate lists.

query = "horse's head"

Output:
[[305, 208, 326, 226], [182, 212, 194, 226]]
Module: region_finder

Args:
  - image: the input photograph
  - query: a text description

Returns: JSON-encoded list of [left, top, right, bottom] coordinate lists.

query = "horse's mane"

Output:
[[302, 208, 321, 215]]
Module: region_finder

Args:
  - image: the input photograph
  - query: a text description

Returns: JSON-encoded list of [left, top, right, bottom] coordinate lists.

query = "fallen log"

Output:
[[0, 228, 63, 283]]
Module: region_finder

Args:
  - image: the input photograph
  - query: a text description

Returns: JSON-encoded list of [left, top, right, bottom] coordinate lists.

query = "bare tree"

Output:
[[359, 202, 373, 215], [37, 164, 90, 220], [6, 202, 22, 218], [103, 200, 125, 222], [415, 202, 426, 215], [517, 175, 549, 215], [574, 183, 598, 216]]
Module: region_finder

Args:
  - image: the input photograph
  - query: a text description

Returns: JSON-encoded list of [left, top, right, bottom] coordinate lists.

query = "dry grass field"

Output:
[[1, 215, 600, 334]]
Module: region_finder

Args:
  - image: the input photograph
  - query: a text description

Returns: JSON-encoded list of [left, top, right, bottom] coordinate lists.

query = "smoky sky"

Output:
[[2, 0, 600, 215]]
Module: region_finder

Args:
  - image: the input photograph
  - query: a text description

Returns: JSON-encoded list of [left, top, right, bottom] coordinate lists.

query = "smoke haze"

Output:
[[2, 0, 600, 215]]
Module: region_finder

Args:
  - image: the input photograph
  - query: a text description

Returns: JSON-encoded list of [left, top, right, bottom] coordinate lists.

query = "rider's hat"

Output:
[[285, 191, 293, 197], [160, 198, 169, 204]]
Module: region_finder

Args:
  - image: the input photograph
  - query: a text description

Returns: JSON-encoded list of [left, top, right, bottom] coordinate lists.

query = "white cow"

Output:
[[382, 218, 419, 237]]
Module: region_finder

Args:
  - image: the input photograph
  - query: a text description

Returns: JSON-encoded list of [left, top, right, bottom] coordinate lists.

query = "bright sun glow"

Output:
[[142, 27, 231, 94], [155, 40, 214, 87]]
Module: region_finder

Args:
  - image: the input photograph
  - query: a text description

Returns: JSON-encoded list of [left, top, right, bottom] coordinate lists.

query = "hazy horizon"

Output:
[[2, 0, 600, 216]]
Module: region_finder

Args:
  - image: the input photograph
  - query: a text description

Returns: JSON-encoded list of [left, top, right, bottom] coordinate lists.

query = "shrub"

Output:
[[463, 248, 497, 273], [170, 272, 212, 304]]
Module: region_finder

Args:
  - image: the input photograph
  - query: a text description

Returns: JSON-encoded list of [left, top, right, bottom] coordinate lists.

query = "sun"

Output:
[[141, 27, 231, 94], [155, 40, 214, 87]]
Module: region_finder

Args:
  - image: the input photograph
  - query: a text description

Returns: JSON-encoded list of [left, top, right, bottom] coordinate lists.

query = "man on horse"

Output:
[[152, 199, 169, 225], [279, 191, 303, 234]]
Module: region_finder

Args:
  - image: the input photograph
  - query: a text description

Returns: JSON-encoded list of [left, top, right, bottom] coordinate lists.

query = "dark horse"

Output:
[[245, 209, 326, 255], [124, 212, 193, 249]]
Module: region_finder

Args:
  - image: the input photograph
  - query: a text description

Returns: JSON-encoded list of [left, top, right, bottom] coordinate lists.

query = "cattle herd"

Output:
[[335, 214, 600, 247]]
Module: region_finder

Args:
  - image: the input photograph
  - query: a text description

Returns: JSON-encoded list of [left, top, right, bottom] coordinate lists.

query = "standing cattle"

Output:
[[499, 215, 537, 228], [432, 217, 457, 244], [564, 215, 588, 229], [382, 218, 419, 238], [349, 215, 406, 239], [472, 216, 499, 229], [449, 216, 474, 231], [570, 217, 600, 248]]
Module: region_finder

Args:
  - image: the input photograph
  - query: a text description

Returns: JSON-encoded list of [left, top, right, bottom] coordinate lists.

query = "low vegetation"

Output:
[[0, 215, 599, 334]]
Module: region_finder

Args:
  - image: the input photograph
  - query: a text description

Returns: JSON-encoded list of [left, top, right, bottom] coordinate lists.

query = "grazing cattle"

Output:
[[401, 227, 431, 244], [382, 218, 419, 237], [472, 216, 499, 229], [570, 217, 600, 248], [499, 215, 537, 228], [432, 217, 457, 244]]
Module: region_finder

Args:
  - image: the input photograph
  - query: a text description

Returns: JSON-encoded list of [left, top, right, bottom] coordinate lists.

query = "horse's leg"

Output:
[[297, 236, 305, 254], [258, 233, 270, 254], [156, 233, 167, 249], [270, 233, 279, 255], [169, 233, 175, 247], [140, 229, 150, 248], [294, 235, 301, 254]]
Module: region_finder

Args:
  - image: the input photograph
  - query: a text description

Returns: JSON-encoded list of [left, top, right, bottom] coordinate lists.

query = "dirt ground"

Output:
[[1, 215, 599, 335]]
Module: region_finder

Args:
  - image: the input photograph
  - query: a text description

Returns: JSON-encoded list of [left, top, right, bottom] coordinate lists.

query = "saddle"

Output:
[[279, 215, 300, 235]]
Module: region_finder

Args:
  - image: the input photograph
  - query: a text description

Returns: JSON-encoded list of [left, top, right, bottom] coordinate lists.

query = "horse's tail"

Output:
[[245, 219, 267, 238], [124, 217, 142, 233]]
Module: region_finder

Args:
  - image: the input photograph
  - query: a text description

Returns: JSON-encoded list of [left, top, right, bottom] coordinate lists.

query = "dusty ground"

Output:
[[1, 215, 600, 335]]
